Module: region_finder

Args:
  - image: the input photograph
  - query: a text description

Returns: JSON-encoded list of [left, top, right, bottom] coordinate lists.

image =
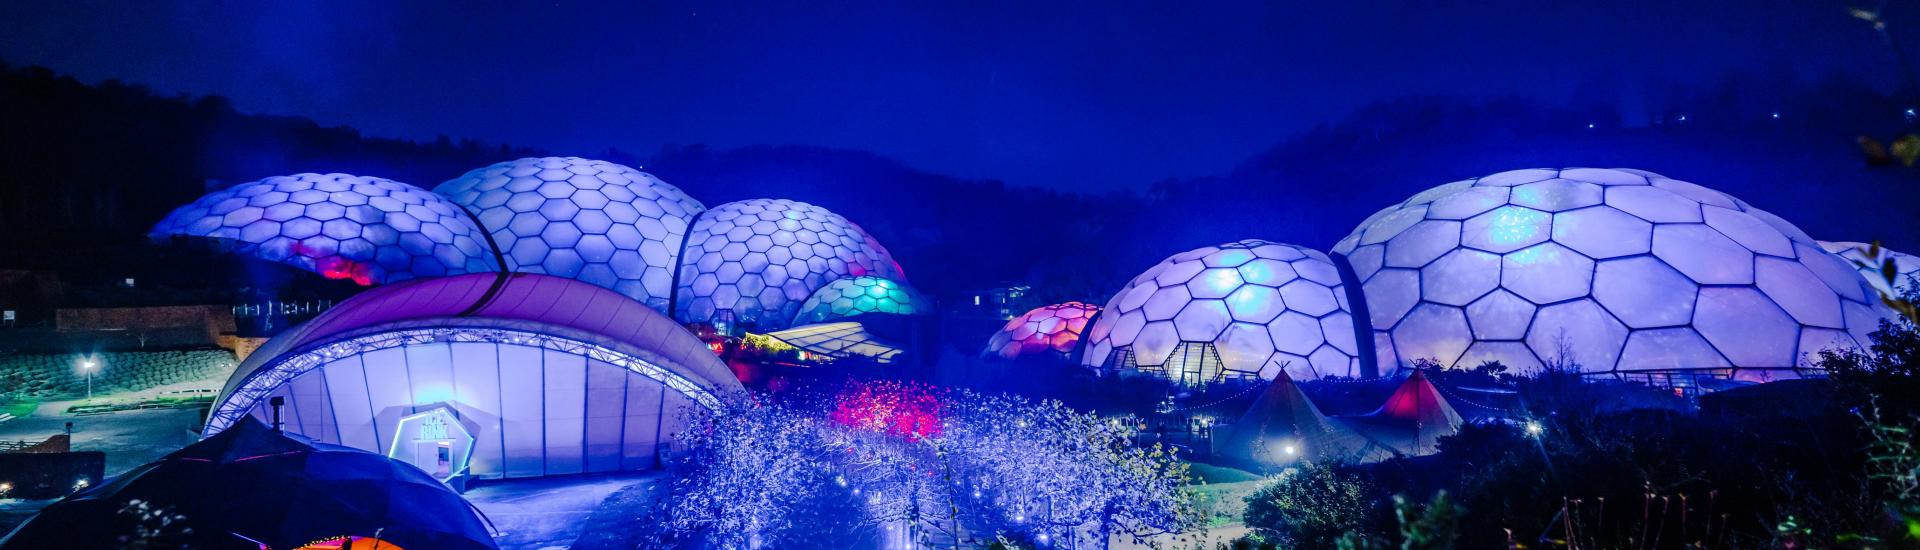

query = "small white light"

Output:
[[1524, 421, 1544, 437], [74, 478, 89, 489], [1283, 444, 1297, 455], [1586, 123, 1595, 129]]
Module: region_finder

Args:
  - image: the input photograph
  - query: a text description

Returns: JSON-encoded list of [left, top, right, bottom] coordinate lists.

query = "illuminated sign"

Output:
[[417, 414, 448, 441]]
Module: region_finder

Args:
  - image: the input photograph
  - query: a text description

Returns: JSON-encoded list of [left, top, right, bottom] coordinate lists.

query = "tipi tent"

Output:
[[1343, 369, 1463, 456], [1213, 370, 1368, 466]]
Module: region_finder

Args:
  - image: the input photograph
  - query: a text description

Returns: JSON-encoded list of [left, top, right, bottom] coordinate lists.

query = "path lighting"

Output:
[[79, 359, 97, 401]]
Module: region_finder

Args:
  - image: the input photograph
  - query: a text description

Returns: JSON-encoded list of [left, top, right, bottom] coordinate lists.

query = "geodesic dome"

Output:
[[1081, 240, 1364, 383], [1820, 240, 1920, 298], [435, 157, 705, 312], [984, 301, 1101, 360], [675, 199, 905, 331], [792, 276, 930, 325], [151, 173, 496, 285], [1332, 168, 1887, 380]]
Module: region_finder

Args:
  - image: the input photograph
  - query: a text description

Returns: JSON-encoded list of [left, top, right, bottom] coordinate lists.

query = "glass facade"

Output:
[[205, 274, 743, 480]]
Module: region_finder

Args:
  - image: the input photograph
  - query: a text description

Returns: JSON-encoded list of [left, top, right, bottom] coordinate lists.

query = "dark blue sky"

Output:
[[1, 1, 1912, 191]]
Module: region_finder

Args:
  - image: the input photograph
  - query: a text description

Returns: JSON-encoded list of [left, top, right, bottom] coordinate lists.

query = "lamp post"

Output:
[[80, 360, 95, 401]]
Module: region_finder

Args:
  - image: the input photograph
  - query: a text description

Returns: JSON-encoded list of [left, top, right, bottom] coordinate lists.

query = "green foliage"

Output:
[[1843, 241, 1920, 322], [1242, 462, 1385, 548], [115, 499, 193, 550], [1334, 492, 1462, 550]]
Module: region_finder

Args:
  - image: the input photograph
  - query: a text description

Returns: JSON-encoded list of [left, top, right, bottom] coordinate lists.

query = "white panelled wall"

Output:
[[245, 339, 692, 479]]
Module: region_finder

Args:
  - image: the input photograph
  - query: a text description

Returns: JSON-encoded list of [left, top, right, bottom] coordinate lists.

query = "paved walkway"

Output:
[[464, 472, 665, 550]]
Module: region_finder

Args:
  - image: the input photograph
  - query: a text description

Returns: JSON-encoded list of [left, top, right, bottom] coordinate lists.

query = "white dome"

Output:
[[984, 302, 1101, 360], [151, 173, 496, 285], [1081, 240, 1362, 382], [1333, 168, 1887, 380], [675, 199, 904, 331], [435, 157, 705, 312]]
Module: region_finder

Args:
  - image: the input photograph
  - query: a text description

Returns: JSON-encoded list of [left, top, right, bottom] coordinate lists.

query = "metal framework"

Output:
[[205, 326, 726, 435]]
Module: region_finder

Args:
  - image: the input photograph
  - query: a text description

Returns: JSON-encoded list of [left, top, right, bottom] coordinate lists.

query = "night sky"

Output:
[[2, 0, 1914, 191]]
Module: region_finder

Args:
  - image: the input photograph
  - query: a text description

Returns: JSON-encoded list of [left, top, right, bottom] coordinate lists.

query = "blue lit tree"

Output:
[[649, 383, 1201, 549]]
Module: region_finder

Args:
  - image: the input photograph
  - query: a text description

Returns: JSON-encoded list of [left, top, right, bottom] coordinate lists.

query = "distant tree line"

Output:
[[3, 60, 1916, 303]]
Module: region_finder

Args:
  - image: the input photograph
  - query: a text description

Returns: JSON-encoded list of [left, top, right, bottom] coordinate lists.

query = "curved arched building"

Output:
[[1333, 168, 1887, 380], [205, 273, 742, 480]]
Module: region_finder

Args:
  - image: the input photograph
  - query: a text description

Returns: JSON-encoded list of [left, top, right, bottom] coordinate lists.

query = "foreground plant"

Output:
[[648, 382, 1203, 549]]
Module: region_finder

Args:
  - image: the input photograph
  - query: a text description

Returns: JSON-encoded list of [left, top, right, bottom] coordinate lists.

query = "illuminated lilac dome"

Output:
[[984, 302, 1101, 360], [151, 173, 496, 285], [675, 199, 905, 331], [1082, 240, 1363, 383], [792, 276, 930, 325], [1820, 241, 1920, 298], [1333, 168, 1887, 380], [435, 157, 705, 312]]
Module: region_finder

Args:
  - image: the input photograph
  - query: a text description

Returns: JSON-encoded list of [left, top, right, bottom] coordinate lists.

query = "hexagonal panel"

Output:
[[1591, 257, 1696, 328], [436, 157, 704, 311]]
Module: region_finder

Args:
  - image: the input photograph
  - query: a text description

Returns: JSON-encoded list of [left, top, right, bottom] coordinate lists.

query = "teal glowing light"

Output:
[[793, 276, 930, 325]]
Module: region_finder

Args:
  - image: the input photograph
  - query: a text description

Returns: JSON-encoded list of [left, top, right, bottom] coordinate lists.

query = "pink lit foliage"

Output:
[[829, 379, 947, 440]]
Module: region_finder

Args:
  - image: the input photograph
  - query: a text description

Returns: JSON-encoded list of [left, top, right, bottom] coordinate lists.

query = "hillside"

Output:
[[4, 61, 1916, 302]]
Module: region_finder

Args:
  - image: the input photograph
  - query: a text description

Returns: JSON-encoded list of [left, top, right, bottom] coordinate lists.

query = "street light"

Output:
[[80, 359, 96, 401]]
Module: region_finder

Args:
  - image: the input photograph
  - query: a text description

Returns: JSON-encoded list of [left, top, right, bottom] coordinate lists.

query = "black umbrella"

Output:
[[1, 417, 496, 550]]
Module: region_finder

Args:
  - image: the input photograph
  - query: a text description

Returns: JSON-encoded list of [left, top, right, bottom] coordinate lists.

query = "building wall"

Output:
[[243, 339, 695, 479]]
